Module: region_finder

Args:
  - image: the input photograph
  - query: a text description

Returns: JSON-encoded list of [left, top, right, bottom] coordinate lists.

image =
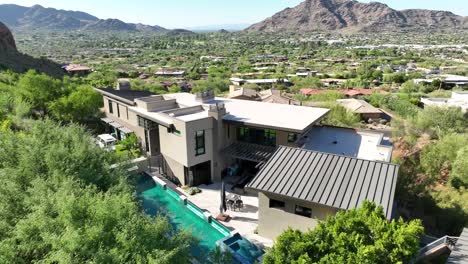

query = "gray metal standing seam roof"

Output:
[[447, 228, 468, 264], [246, 146, 399, 219]]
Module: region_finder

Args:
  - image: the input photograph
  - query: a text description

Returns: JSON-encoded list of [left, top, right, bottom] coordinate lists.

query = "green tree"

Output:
[[319, 103, 361, 128], [0, 121, 193, 263], [49, 85, 103, 123], [263, 201, 423, 264], [450, 146, 468, 188], [16, 70, 63, 115], [415, 107, 467, 138], [420, 134, 468, 181]]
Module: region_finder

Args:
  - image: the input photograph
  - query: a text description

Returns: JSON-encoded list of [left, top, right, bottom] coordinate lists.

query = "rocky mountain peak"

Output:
[[0, 21, 16, 51]]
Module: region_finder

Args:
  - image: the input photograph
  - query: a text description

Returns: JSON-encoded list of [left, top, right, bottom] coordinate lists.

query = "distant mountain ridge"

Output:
[[0, 4, 172, 33], [246, 0, 468, 33]]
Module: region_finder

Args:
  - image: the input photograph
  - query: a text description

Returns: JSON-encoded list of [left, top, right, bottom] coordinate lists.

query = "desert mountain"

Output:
[[245, 0, 467, 33], [0, 4, 169, 33], [0, 21, 16, 51], [0, 22, 63, 77]]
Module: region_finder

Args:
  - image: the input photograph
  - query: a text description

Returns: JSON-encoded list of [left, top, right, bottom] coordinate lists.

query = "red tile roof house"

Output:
[[62, 64, 92, 77]]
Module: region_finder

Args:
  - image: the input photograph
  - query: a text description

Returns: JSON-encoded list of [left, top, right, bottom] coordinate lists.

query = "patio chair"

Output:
[[234, 199, 243, 210], [226, 199, 235, 211]]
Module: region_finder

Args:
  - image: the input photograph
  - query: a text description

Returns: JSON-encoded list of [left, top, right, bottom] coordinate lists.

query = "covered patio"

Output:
[[221, 142, 276, 193], [176, 182, 273, 248]]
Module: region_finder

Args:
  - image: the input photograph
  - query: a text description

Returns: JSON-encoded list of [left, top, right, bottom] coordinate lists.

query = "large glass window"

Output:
[[108, 100, 113, 114], [237, 127, 276, 146], [117, 103, 120, 117], [195, 130, 205, 156], [144, 130, 150, 152], [295, 205, 312, 218]]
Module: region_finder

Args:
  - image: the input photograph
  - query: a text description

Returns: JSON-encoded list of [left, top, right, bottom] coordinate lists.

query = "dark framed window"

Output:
[[269, 199, 285, 209], [195, 130, 205, 156], [288, 133, 298, 143], [144, 130, 150, 152], [237, 126, 276, 146], [126, 107, 129, 119], [117, 103, 120, 117], [264, 129, 276, 146], [295, 205, 312, 218], [108, 100, 113, 114]]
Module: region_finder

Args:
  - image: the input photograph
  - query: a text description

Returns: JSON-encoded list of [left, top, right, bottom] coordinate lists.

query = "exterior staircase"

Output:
[[412, 236, 459, 263]]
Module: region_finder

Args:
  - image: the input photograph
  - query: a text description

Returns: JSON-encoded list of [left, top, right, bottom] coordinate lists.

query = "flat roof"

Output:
[[174, 110, 209, 122], [301, 126, 393, 162], [95, 88, 154, 105], [246, 146, 398, 219], [164, 93, 330, 133]]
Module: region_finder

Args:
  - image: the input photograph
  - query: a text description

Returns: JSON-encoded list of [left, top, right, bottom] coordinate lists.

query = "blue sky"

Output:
[[1, 0, 467, 28]]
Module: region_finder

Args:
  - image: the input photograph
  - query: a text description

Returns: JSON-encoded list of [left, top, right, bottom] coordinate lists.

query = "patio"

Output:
[[176, 182, 273, 248]]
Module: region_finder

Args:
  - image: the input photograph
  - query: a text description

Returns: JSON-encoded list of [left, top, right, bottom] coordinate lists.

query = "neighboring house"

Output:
[[421, 91, 468, 113], [155, 69, 186, 77], [62, 64, 91, 76], [443, 75, 468, 87], [229, 78, 291, 88], [246, 146, 398, 239], [336, 99, 384, 121], [259, 89, 300, 105], [95, 88, 330, 187], [228, 87, 300, 105], [228, 86, 260, 101]]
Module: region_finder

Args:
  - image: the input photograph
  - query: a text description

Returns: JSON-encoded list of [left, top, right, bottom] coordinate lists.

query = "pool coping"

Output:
[[142, 171, 233, 234]]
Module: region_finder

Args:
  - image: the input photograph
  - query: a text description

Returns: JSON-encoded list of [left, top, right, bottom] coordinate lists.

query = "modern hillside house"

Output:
[[96, 85, 399, 240], [95, 86, 329, 186]]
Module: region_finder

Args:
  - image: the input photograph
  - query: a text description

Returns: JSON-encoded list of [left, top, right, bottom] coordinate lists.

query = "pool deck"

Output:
[[176, 182, 273, 249]]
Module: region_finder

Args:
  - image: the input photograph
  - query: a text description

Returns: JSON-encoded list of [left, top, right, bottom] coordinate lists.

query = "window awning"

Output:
[[101, 117, 114, 124], [109, 122, 123, 129], [119, 127, 133, 134], [222, 142, 276, 163]]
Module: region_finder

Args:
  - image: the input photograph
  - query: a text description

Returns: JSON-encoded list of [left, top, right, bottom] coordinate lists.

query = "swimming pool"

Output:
[[136, 173, 264, 263], [136, 174, 230, 260]]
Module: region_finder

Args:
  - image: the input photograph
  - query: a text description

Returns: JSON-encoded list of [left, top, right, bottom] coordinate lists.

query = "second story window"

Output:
[[264, 129, 276, 146], [195, 130, 205, 156], [288, 133, 298, 143], [117, 103, 120, 118], [108, 100, 113, 114]]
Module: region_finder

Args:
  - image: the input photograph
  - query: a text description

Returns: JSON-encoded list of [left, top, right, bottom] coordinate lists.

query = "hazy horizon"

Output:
[[1, 0, 467, 29]]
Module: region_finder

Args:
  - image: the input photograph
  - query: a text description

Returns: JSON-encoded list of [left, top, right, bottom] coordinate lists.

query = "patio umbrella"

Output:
[[220, 181, 227, 214]]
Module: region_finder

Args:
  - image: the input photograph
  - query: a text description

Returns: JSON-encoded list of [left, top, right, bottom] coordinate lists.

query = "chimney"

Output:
[[116, 79, 131, 90], [195, 90, 215, 103]]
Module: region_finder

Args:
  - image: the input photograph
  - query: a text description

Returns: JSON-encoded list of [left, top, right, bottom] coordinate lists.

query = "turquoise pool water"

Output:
[[136, 174, 230, 260]]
